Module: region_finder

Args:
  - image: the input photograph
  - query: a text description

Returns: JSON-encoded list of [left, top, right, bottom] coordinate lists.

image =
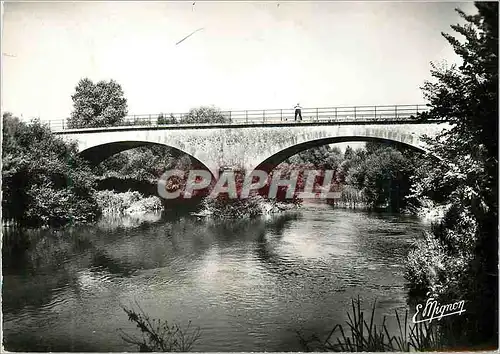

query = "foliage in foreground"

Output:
[[297, 298, 447, 352], [119, 303, 201, 352], [2, 113, 101, 227], [119, 298, 451, 352], [405, 2, 498, 347]]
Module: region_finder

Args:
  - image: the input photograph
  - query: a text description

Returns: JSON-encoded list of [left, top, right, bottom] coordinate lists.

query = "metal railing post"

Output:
[[316, 108, 319, 121], [280, 109, 283, 121], [246, 110, 248, 123], [374, 106, 377, 120], [354, 106, 357, 119], [263, 110, 265, 123], [335, 107, 337, 120], [62, 119, 65, 130], [395, 105, 398, 119]]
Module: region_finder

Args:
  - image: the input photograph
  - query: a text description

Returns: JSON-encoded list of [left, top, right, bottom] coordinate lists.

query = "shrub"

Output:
[[94, 190, 162, 215], [200, 194, 299, 219]]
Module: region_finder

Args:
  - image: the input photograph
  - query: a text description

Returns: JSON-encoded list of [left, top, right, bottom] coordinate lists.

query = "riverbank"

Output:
[[78, 188, 448, 224], [94, 190, 302, 219]]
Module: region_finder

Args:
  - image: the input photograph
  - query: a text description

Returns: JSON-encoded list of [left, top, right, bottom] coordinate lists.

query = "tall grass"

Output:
[[117, 297, 451, 352], [297, 297, 445, 352]]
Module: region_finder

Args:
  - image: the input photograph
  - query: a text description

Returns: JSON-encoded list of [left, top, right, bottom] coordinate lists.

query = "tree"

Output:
[[344, 143, 416, 211], [179, 106, 231, 124], [407, 2, 498, 347], [343, 145, 354, 160], [287, 145, 343, 171], [67, 78, 128, 128], [2, 113, 101, 227], [337, 146, 363, 184]]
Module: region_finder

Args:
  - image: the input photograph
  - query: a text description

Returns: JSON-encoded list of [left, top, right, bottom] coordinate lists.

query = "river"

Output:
[[2, 204, 428, 352]]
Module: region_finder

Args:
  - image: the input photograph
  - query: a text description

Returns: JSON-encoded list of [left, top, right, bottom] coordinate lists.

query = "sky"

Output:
[[2, 1, 476, 123]]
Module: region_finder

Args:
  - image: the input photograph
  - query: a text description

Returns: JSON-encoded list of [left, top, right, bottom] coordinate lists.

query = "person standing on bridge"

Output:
[[294, 103, 303, 121]]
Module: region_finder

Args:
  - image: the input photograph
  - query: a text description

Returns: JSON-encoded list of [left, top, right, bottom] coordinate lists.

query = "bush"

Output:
[[405, 231, 448, 298], [94, 190, 162, 215], [200, 194, 299, 219]]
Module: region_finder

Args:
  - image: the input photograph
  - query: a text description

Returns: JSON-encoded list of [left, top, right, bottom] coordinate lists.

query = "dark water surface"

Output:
[[2, 204, 428, 352]]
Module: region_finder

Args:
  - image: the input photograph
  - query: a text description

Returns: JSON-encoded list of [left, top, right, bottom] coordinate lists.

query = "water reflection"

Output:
[[3, 206, 428, 352]]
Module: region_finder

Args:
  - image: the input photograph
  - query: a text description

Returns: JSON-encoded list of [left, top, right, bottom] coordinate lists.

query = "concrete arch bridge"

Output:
[[53, 105, 449, 178]]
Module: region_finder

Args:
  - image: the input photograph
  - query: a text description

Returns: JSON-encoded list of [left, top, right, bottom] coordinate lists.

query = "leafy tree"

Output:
[[179, 106, 231, 124], [356, 146, 413, 211], [407, 2, 498, 347], [338, 146, 364, 184], [343, 145, 354, 160], [347, 144, 415, 211], [287, 145, 343, 171], [67, 78, 128, 128], [2, 113, 101, 227]]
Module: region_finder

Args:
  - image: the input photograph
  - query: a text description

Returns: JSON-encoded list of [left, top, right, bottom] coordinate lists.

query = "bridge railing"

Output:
[[47, 104, 430, 131]]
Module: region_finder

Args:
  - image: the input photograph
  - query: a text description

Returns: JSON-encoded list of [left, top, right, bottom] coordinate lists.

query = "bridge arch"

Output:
[[78, 140, 215, 179], [251, 136, 434, 175]]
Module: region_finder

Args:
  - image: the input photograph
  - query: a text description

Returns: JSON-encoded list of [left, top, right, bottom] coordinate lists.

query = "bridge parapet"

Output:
[[47, 104, 431, 131]]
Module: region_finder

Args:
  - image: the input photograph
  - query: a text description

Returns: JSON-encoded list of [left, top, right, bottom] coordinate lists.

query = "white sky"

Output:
[[2, 1, 475, 122]]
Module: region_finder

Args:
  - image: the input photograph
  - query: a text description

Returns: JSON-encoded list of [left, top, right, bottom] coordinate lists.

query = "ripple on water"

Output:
[[2, 206, 428, 352]]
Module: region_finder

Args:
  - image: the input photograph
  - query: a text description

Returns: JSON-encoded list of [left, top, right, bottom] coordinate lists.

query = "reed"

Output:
[[297, 297, 445, 352]]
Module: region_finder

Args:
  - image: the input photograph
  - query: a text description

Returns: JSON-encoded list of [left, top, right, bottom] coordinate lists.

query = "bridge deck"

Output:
[[48, 104, 432, 132]]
